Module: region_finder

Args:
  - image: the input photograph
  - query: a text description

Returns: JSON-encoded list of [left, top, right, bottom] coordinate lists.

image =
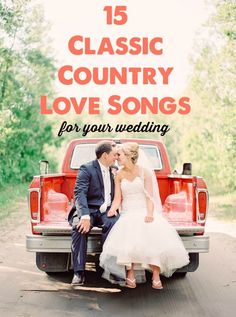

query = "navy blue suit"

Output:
[[68, 159, 118, 272]]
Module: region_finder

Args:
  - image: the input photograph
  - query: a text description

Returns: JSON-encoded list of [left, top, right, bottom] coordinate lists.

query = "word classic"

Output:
[[40, 5, 191, 116]]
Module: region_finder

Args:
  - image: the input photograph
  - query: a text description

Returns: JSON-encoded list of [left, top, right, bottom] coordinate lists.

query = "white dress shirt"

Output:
[[98, 161, 111, 213]]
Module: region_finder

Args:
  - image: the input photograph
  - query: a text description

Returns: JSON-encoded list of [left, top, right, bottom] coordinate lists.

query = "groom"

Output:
[[68, 140, 119, 285]]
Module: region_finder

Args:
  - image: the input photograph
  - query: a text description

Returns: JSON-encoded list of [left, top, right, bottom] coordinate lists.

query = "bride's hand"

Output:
[[107, 210, 117, 217], [144, 215, 154, 223]]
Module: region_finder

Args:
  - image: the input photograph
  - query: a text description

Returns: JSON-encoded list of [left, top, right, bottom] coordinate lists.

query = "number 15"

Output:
[[103, 6, 128, 25]]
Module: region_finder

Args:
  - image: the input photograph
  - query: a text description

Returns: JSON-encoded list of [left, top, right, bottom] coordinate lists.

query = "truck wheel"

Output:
[[187, 253, 199, 272], [94, 254, 104, 276], [175, 253, 199, 275], [175, 272, 187, 277], [45, 272, 59, 276]]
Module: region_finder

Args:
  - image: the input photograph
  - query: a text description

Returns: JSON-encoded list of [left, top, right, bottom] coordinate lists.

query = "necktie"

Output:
[[100, 168, 110, 213]]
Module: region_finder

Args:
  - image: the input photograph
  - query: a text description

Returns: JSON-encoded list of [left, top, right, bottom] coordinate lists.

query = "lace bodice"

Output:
[[120, 177, 147, 214]]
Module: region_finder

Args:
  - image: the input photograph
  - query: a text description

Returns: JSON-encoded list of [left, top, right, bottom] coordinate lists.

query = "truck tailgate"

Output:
[[33, 220, 204, 235], [33, 221, 101, 235]]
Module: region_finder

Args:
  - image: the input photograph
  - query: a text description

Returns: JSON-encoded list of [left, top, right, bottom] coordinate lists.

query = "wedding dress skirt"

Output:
[[100, 177, 190, 285]]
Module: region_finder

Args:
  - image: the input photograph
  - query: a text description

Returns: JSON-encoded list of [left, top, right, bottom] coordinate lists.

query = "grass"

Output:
[[209, 191, 236, 221], [0, 183, 28, 221]]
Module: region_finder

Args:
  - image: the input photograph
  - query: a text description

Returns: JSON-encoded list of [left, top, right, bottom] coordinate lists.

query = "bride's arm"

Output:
[[143, 169, 155, 223], [107, 174, 122, 217]]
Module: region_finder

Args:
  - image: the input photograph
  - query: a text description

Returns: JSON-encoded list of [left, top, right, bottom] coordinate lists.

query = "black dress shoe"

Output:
[[71, 272, 85, 286]]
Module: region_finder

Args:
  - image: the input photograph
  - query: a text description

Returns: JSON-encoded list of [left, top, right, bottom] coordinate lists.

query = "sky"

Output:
[[40, 0, 213, 101]]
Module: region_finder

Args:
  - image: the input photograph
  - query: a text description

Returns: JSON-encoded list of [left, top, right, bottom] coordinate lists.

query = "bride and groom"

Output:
[[68, 140, 189, 289]]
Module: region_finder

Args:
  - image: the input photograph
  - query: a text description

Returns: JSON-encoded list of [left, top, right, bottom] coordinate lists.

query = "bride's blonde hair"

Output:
[[120, 142, 139, 164]]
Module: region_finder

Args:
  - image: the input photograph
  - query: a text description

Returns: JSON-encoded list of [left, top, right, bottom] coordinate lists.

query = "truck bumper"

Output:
[[26, 234, 209, 254]]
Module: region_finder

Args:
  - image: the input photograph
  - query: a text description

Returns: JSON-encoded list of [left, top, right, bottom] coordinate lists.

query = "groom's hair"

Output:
[[95, 140, 116, 159]]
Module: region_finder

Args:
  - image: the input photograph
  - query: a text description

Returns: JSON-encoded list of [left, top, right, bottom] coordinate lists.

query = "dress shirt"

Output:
[[98, 161, 111, 212]]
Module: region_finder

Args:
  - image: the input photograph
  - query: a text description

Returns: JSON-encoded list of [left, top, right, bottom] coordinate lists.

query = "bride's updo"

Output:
[[121, 142, 139, 164]]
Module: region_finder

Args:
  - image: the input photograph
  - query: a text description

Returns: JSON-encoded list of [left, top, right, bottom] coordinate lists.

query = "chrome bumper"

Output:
[[26, 234, 209, 254]]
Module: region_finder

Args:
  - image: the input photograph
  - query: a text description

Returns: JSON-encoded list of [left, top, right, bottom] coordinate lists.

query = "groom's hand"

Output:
[[107, 210, 117, 217], [77, 219, 90, 233]]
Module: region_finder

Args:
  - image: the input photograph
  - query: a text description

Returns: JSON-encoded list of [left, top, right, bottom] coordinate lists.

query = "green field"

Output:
[[0, 183, 28, 221], [209, 192, 236, 221]]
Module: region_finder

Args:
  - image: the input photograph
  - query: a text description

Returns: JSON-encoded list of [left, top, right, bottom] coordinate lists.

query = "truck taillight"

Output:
[[199, 192, 207, 213], [29, 188, 40, 223], [196, 189, 209, 224]]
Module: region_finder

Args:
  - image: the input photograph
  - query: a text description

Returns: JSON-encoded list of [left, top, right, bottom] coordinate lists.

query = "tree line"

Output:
[[0, 0, 59, 187], [0, 0, 235, 195]]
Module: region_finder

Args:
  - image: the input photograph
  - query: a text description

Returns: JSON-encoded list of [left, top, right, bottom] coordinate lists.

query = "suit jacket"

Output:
[[68, 159, 115, 225]]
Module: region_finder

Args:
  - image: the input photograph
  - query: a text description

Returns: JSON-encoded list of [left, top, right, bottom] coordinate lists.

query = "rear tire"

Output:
[[175, 272, 187, 277], [45, 271, 58, 276], [175, 253, 199, 274]]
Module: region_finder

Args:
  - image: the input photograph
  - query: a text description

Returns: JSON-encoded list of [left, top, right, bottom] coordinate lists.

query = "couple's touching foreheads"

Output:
[[68, 140, 189, 289]]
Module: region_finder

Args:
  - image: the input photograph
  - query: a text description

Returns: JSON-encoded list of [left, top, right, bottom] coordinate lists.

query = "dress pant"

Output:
[[71, 209, 119, 272]]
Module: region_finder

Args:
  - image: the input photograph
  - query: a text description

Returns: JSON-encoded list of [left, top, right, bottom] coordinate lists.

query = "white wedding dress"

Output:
[[100, 175, 190, 285]]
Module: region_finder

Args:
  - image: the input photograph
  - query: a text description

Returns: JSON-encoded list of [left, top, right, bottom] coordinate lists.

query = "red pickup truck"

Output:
[[26, 138, 209, 275]]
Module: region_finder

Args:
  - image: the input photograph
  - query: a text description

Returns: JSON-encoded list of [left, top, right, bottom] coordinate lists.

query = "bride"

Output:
[[99, 142, 189, 289]]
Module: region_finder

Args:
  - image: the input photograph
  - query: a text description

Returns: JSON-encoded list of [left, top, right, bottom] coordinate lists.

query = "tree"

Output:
[[181, 0, 235, 193], [0, 0, 59, 186]]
